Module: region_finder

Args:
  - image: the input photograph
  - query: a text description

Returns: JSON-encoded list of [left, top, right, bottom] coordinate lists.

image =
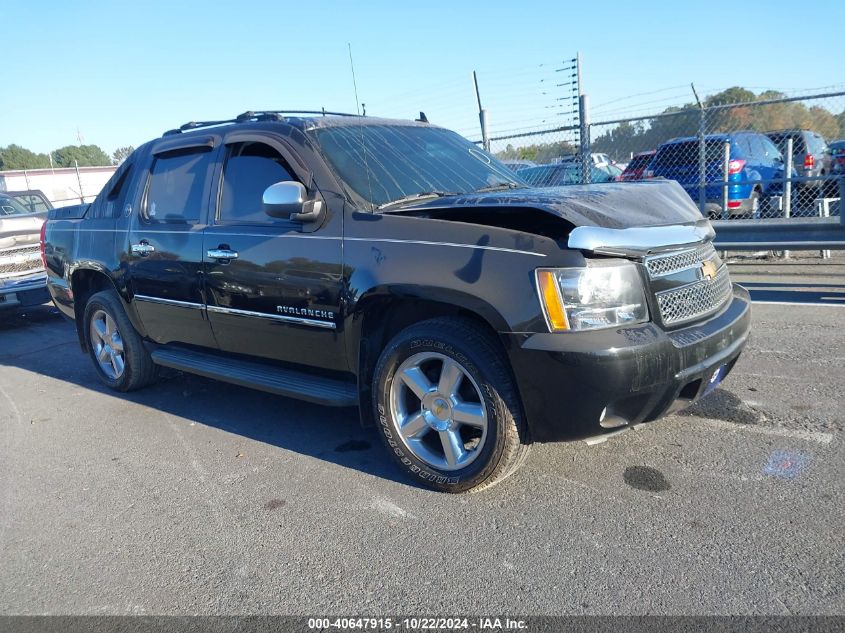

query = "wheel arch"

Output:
[[69, 267, 140, 349], [349, 285, 514, 427]]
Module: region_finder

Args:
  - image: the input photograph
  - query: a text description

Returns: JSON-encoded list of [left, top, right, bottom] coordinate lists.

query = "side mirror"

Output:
[[263, 181, 306, 218], [262, 181, 326, 225]]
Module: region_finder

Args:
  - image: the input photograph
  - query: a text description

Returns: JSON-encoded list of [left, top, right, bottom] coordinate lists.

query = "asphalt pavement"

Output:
[[0, 263, 843, 616]]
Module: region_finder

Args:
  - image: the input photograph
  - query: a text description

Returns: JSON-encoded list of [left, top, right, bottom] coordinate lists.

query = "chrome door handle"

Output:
[[131, 242, 155, 256], [207, 249, 239, 260]]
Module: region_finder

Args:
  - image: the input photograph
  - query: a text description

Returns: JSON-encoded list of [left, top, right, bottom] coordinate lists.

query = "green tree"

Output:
[[0, 144, 52, 170], [112, 146, 135, 165], [52, 144, 111, 168], [496, 140, 576, 163], [705, 86, 756, 107], [590, 87, 844, 161]]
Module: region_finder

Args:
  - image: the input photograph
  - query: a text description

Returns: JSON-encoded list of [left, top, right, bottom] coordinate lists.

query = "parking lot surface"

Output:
[[1, 271, 843, 615]]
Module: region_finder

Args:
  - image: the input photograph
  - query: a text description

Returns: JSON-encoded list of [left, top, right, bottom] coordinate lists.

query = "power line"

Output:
[[589, 84, 690, 111]]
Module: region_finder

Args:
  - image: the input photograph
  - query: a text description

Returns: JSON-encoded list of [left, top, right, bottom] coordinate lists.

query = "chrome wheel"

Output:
[[89, 309, 125, 380], [389, 352, 488, 471]]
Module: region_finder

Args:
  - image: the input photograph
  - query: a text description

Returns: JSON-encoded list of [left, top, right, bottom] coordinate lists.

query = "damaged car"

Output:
[[43, 112, 751, 492]]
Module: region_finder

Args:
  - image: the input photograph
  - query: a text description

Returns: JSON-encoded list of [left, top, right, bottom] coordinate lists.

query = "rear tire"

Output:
[[83, 290, 157, 392], [372, 317, 531, 493]]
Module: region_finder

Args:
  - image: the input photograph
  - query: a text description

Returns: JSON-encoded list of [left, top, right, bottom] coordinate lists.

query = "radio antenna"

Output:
[[348, 43, 362, 116], [347, 43, 374, 209]]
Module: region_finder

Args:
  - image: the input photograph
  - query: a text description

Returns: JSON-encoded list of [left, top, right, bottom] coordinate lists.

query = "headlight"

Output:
[[536, 260, 648, 331]]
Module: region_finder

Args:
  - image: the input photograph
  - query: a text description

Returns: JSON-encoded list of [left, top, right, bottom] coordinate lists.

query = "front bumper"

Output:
[[0, 273, 50, 309], [503, 284, 751, 442]]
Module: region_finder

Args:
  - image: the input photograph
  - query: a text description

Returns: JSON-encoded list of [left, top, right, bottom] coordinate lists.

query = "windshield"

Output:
[[311, 124, 525, 208], [0, 194, 34, 216]]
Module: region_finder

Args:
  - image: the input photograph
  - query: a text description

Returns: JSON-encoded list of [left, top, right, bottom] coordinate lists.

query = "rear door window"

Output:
[[144, 148, 215, 224]]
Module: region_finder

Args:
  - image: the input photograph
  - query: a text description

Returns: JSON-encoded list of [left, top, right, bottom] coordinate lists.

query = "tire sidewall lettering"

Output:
[[375, 333, 505, 489]]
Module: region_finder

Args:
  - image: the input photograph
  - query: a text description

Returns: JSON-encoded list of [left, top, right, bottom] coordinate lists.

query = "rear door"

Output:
[[127, 136, 220, 347], [202, 132, 346, 372]]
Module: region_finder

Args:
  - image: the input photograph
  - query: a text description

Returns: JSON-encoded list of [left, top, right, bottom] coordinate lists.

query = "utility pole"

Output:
[[691, 82, 707, 215], [74, 159, 84, 203], [577, 53, 591, 185], [473, 71, 490, 153]]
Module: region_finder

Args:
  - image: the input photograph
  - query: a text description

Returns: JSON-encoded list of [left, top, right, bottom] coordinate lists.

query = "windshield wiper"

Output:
[[377, 191, 459, 210], [473, 182, 525, 193]]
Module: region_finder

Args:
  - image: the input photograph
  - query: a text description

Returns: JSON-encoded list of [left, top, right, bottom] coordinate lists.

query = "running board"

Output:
[[150, 347, 358, 407]]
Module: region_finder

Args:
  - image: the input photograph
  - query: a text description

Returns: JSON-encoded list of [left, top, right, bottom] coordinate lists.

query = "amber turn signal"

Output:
[[537, 270, 569, 331]]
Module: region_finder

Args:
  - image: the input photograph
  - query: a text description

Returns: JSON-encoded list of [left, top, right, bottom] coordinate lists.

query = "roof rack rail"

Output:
[[163, 109, 363, 136], [163, 118, 237, 136], [239, 109, 362, 119]]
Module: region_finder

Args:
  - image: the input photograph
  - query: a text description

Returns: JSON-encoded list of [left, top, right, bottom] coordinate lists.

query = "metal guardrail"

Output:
[[712, 178, 845, 250]]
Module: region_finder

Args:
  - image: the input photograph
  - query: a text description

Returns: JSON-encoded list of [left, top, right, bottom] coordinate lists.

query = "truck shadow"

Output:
[[0, 310, 417, 490], [738, 281, 845, 305], [0, 303, 65, 331]]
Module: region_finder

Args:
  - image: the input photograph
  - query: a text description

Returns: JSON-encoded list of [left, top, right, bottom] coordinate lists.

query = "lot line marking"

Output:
[[699, 418, 833, 445]]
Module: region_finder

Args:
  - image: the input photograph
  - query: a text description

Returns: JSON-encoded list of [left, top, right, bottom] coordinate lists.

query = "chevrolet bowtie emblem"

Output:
[[700, 260, 718, 281]]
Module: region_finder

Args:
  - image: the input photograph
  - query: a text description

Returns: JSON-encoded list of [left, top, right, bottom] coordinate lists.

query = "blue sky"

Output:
[[2, 0, 842, 156]]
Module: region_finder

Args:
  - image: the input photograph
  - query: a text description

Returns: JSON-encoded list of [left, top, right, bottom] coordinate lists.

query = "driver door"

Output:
[[202, 135, 346, 372]]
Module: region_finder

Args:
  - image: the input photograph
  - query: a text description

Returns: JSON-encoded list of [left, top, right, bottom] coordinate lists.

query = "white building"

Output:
[[0, 165, 117, 208]]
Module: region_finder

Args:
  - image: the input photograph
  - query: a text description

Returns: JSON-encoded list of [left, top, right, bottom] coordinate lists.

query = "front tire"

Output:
[[83, 290, 157, 392], [373, 317, 531, 493]]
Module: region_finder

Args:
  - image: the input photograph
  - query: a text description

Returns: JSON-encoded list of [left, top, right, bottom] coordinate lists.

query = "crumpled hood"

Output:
[[387, 179, 703, 229]]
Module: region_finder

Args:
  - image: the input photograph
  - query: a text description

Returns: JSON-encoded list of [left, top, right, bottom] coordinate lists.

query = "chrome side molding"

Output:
[[133, 294, 203, 309], [133, 294, 337, 329], [568, 221, 715, 256], [206, 305, 336, 329]]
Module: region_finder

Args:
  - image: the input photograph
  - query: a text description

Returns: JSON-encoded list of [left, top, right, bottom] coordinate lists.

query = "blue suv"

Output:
[[647, 131, 789, 217]]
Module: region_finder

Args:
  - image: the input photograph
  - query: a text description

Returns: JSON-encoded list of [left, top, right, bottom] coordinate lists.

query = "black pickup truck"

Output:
[[43, 111, 751, 492]]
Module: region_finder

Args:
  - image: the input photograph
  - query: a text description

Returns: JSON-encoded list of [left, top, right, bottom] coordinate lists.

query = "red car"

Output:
[[619, 150, 655, 181]]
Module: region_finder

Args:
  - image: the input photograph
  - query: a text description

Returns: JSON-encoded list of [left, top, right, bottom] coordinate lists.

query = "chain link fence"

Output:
[[486, 90, 845, 221]]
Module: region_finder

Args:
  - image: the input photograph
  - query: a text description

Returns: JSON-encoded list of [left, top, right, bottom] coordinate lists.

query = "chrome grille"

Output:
[[655, 265, 733, 325], [645, 243, 718, 277], [645, 242, 733, 326], [0, 245, 43, 278]]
